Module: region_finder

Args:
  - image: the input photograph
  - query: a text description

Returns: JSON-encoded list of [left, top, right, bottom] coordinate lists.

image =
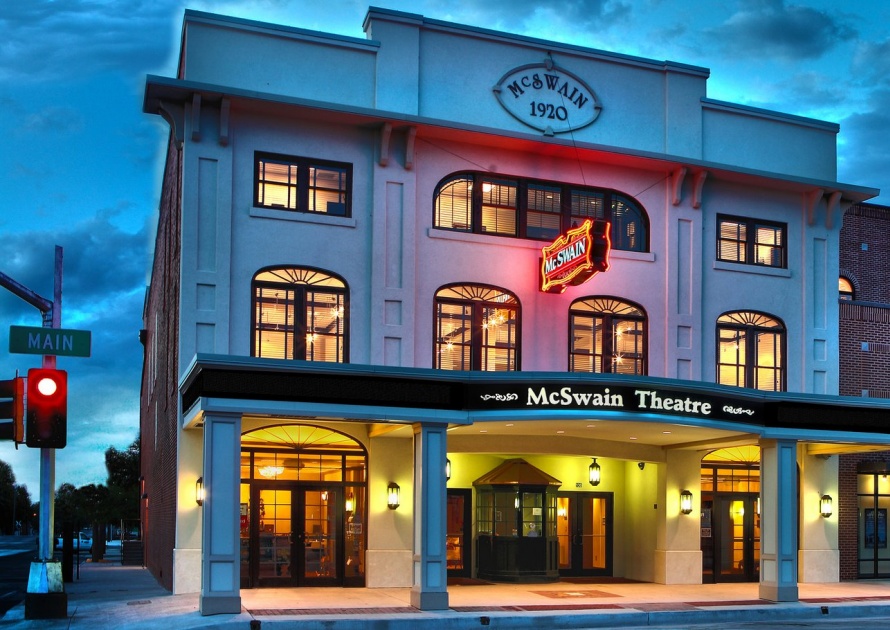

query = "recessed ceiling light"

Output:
[[586, 424, 596, 428], [662, 431, 672, 434], [629, 437, 638, 440], [480, 430, 488, 433], [556, 430, 565, 434], [506, 423, 514, 427]]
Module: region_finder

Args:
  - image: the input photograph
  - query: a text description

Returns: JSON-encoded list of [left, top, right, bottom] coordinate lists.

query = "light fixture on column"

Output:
[[588, 458, 601, 486], [446, 458, 452, 481], [195, 477, 205, 506], [820, 494, 833, 518], [387, 482, 401, 510], [345, 493, 355, 514], [680, 489, 693, 515]]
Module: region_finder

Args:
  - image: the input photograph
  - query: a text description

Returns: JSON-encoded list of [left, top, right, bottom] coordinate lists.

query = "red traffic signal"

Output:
[[25, 368, 67, 449], [0, 376, 25, 444]]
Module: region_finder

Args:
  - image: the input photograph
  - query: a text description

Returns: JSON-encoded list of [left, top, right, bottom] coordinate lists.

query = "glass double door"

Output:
[[556, 493, 613, 576], [711, 494, 760, 582], [246, 485, 341, 587]]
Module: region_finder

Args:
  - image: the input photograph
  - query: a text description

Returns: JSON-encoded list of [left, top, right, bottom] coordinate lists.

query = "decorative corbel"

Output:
[[671, 167, 687, 206], [219, 98, 230, 147], [825, 191, 841, 230], [805, 189, 824, 226], [404, 126, 417, 170], [692, 170, 708, 209], [158, 101, 185, 150], [190, 93, 202, 143], [379, 122, 392, 167]]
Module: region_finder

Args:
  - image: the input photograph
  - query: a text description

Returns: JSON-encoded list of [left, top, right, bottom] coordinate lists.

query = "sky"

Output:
[[1, 0, 888, 504]]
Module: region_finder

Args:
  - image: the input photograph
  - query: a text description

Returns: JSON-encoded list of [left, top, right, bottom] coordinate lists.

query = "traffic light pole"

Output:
[[0, 245, 67, 618], [38, 246, 62, 561]]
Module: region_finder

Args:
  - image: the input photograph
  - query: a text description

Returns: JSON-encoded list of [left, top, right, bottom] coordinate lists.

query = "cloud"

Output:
[[706, 0, 856, 62], [837, 89, 890, 201], [0, 0, 182, 84], [852, 38, 890, 87]]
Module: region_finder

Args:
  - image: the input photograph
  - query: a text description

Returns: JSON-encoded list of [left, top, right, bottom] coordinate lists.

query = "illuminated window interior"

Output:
[[435, 284, 519, 371], [256, 152, 350, 216], [717, 311, 784, 391], [570, 297, 646, 375], [717, 215, 786, 268], [839, 277, 854, 301], [253, 267, 347, 363], [434, 171, 648, 252]]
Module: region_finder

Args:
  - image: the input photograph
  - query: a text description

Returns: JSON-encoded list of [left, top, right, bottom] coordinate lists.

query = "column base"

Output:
[[410, 587, 449, 610], [759, 583, 799, 602], [199, 595, 242, 615]]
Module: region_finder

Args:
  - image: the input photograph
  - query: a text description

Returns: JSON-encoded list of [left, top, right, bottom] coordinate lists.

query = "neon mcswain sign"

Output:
[[540, 219, 611, 293]]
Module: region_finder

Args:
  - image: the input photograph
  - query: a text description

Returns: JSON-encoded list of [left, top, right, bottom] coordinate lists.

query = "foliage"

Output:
[[0, 459, 34, 534]]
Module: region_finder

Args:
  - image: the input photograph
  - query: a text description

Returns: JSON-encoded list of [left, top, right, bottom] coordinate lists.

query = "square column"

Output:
[[759, 439, 799, 602], [410, 424, 449, 610], [200, 412, 242, 615]]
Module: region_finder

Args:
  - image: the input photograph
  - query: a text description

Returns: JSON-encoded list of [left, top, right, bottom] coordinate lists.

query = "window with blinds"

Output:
[[435, 284, 519, 371], [256, 152, 351, 216], [716, 311, 784, 392], [433, 172, 648, 252], [253, 267, 348, 363], [717, 215, 786, 268], [569, 297, 647, 374]]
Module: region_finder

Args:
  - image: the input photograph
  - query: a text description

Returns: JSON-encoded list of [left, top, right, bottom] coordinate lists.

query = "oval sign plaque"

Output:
[[493, 60, 602, 135]]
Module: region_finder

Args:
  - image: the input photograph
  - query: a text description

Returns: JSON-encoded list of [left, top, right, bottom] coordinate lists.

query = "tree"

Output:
[[0, 460, 31, 534]]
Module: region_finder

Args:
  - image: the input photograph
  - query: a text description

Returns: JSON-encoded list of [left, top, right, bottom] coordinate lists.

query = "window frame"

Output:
[[251, 266, 349, 363], [839, 277, 854, 301], [716, 310, 785, 392], [434, 283, 520, 372], [716, 214, 787, 268], [433, 171, 649, 252], [569, 297, 647, 375], [255, 151, 352, 217]]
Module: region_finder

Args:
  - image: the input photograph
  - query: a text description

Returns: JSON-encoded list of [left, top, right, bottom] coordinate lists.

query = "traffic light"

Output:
[[25, 368, 67, 449], [0, 376, 25, 444]]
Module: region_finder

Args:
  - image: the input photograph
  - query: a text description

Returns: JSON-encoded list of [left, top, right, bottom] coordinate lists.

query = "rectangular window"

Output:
[[256, 153, 351, 216], [526, 184, 562, 240], [480, 179, 517, 236], [717, 215, 786, 268]]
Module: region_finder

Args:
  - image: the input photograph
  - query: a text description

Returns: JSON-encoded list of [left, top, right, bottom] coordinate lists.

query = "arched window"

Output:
[[717, 311, 785, 392], [839, 277, 854, 301], [433, 171, 648, 252], [570, 297, 647, 374], [252, 267, 348, 363], [435, 284, 519, 371]]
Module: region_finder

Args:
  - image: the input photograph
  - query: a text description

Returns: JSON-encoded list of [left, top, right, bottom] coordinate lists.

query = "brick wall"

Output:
[[838, 202, 890, 580], [140, 136, 182, 591]]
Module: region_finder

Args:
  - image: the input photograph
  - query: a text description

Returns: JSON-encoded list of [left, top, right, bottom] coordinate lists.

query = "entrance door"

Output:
[[713, 495, 760, 582], [556, 493, 613, 576], [447, 490, 472, 578], [252, 485, 341, 586]]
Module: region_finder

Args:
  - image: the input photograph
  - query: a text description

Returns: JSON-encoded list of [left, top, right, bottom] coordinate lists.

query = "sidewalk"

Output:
[[4, 559, 890, 629]]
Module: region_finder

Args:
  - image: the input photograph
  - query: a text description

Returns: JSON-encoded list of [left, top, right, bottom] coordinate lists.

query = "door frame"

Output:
[[446, 489, 473, 578], [709, 493, 760, 583], [555, 492, 614, 577], [245, 482, 350, 588]]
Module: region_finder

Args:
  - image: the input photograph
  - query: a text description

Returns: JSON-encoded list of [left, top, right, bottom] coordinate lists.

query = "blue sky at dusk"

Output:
[[1, 0, 888, 500]]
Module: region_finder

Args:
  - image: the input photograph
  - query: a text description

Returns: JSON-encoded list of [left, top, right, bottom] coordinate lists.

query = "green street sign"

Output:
[[9, 325, 91, 358]]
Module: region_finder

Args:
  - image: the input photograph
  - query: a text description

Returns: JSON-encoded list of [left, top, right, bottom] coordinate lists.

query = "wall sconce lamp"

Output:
[[387, 483, 401, 510], [446, 458, 452, 481], [820, 494, 833, 518], [680, 489, 693, 515], [346, 493, 355, 514], [195, 477, 205, 506], [588, 458, 601, 486]]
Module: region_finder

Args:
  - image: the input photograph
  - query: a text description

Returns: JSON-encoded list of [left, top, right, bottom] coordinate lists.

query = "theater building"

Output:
[[140, 7, 887, 615]]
